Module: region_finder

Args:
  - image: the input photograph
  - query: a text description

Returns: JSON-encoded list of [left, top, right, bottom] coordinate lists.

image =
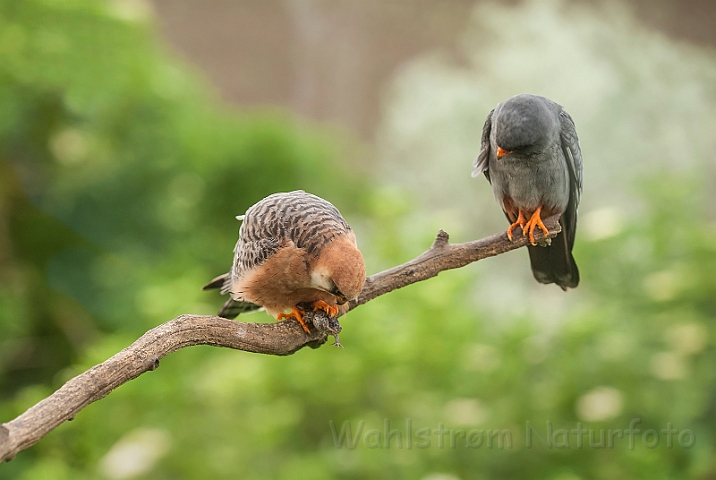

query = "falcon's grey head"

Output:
[[493, 94, 559, 158]]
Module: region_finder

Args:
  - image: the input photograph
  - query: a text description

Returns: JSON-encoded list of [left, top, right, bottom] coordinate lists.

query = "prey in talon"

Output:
[[305, 303, 344, 348], [204, 190, 366, 335]]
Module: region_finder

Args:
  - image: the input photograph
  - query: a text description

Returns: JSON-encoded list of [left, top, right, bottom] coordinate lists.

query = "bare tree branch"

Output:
[[351, 215, 560, 308], [0, 216, 560, 463]]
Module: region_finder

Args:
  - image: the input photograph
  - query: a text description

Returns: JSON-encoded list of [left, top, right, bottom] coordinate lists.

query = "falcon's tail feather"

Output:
[[204, 272, 261, 318], [203, 273, 229, 291], [527, 228, 579, 290], [216, 298, 262, 319]]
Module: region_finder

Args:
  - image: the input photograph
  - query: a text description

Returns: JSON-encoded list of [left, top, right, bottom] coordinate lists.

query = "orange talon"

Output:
[[313, 300, 339, 318], [277, 306, 310, 333], [507, 210, 527, 241], [522, 206, 549, 245]]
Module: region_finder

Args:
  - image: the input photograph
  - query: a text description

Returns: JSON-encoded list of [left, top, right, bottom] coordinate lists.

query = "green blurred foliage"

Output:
[[0, 0, 364, 393], [2, 1, 716, 480]]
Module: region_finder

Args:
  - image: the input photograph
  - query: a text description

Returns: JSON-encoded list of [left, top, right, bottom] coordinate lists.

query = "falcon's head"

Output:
[[310, 234, 366, 305], [494, 94, 558, 159]]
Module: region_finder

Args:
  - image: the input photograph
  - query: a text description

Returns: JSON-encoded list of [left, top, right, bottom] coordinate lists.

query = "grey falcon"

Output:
[[472, 94, 583, 290]]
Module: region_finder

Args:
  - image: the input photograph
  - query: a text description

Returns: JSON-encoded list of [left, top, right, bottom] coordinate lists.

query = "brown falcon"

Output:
[[204, 191, 366, 332]]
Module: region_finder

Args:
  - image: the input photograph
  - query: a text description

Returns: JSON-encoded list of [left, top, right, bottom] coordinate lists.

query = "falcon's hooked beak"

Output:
[[331, 287, 349, 305], [496, 146, 512, 159]]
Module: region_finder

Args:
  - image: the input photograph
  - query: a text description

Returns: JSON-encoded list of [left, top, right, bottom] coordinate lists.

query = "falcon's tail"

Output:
[[203, 273, 229, 291], [527, 228, 579, 290], [203, 273, 261, 319], [216, 298, 262, 319]]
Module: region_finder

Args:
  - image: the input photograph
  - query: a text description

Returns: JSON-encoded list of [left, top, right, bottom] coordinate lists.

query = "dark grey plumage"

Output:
[[473, 94, 583, 289]]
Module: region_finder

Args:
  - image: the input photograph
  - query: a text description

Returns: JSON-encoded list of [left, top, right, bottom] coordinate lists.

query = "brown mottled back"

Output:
[[224, 190, 354, 294]]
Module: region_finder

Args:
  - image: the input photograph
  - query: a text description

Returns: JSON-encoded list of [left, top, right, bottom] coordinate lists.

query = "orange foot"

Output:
[[507, 210, 527, 241], [277, 306, 310, 333], [313, 300, 339, 318], [522, 206, 549, 245]]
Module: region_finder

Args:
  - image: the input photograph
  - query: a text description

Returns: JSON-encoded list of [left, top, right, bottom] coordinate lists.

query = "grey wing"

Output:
[[472, 109, 494, 182], [559, 110, 584, 250]]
